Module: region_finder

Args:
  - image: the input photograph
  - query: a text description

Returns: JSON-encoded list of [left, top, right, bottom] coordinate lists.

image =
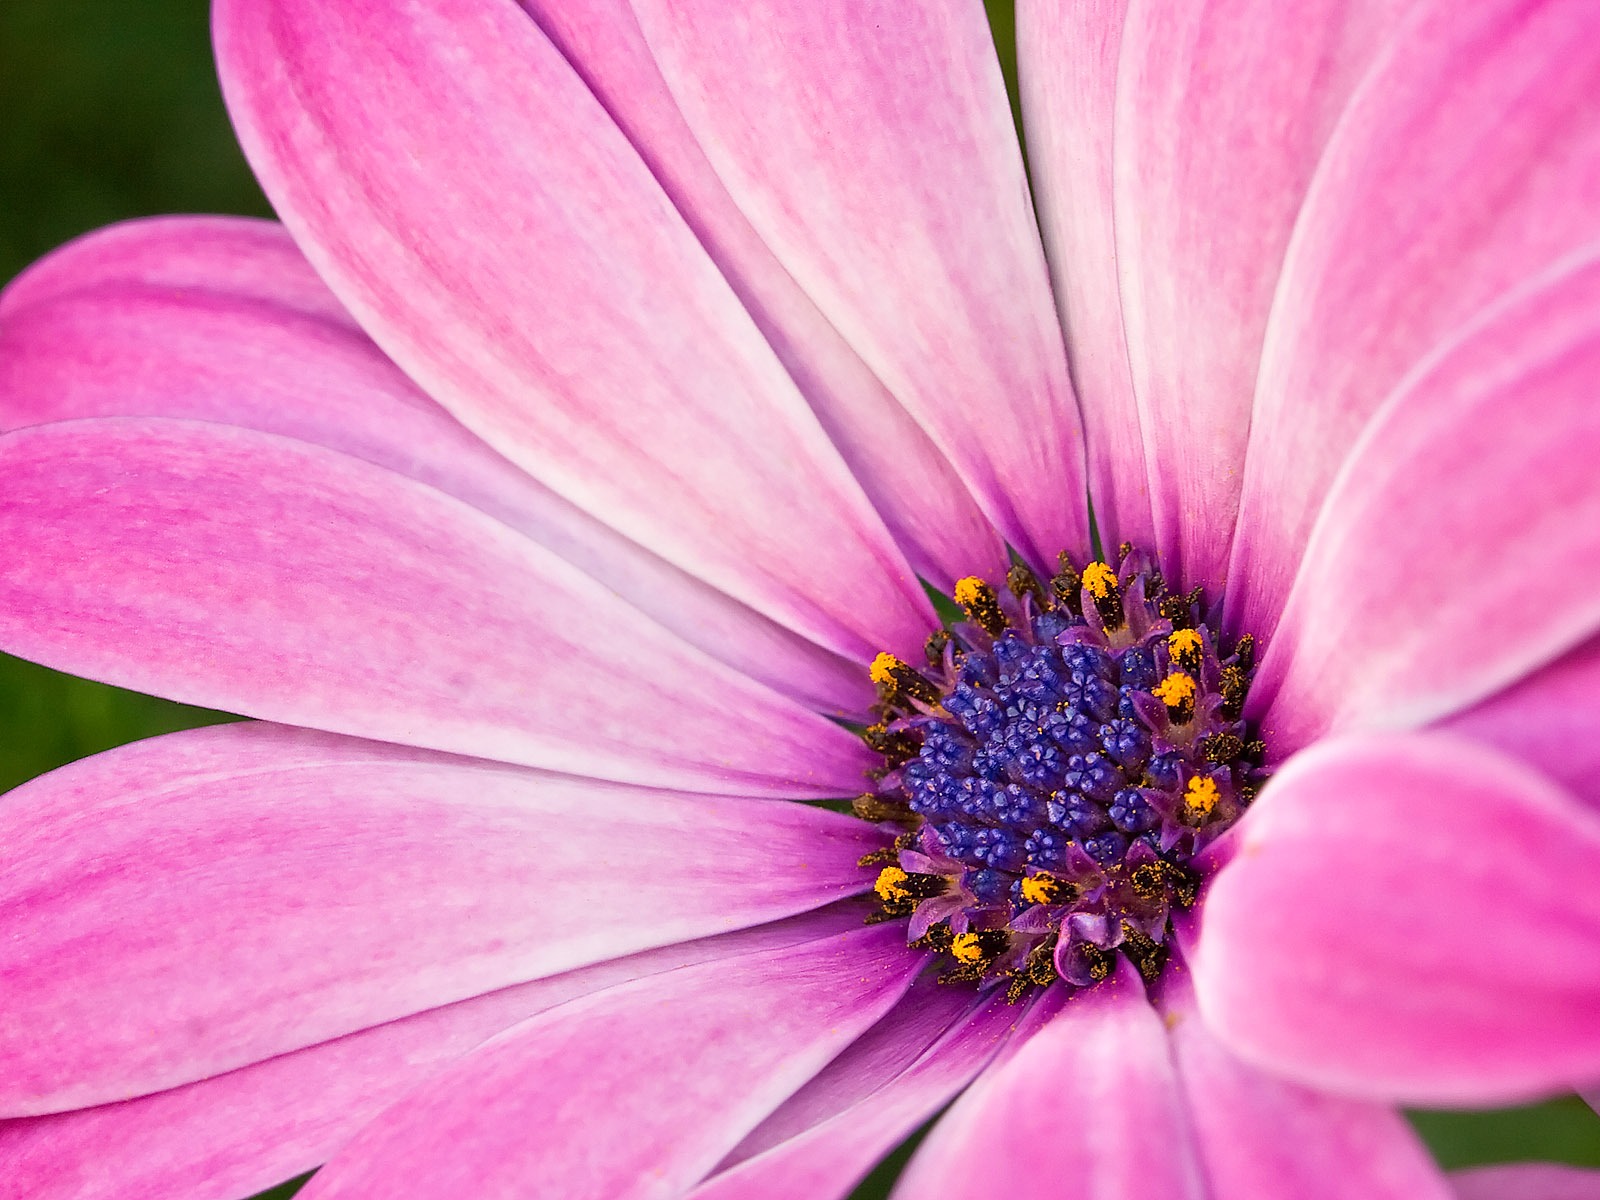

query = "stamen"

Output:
[[1153, 671, 1197, 724], [1183, 776, 1220, 819], [954, 577, 1008, 637], [1081, 560, 1125, 631], [870, 652, 942, 710], [1167, 628, 1204, 675]]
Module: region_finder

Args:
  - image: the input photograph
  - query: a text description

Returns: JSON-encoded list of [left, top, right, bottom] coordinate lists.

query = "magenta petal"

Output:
[[0, 417, 871, 792], [512, 1, 1004, 590], [1169, 988, 1451, 1199], [690, 987, 1016, 1200], [628, 0, 1087, 569], [0, 723, 881, 1114], [1228, 0, 1600, 637], [216, 0, 936, 660], [0, 907, 860, 1200], [1451, 1164, 1600, 1200], [294, 925, 922, 1200], [1194, 732, 1600, 1104], [892, 966, 1205, 1198], [0, 221, 868, 713], [1251, 249, 1600, 755], [1016, 0, 1153, 558]]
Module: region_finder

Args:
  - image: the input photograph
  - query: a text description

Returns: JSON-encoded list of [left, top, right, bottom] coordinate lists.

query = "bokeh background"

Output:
[[4, 2, 1600, 1197]]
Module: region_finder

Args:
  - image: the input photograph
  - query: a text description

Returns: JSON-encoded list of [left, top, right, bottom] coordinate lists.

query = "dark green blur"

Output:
[[2, 2, 1596, 1198]]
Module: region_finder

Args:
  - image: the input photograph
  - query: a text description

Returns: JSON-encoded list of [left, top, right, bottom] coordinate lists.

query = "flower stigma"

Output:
[[854, 546, 1267, 1002]]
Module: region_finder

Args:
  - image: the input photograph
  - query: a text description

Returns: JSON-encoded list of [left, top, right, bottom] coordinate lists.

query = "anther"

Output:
[[924, 628, 952, 667], [1183, 776, 1220, 819], [870, 652, 943, 710], [1120, 924, 1169, 984], [862, 722, 919, 766], [1129, 860, 1168, 899], [1152, 672, 1197, 724], [954, 577, 1008, 638], [852, 793, 913, 823], [950, 930, 1009, 965], [1167, 628, 1204, 675], [1051, 552, 1084, 616], [1006, 563, 1048, 610], [1199, 732, 1245, 764], [875, 866, 947, 904], [1019, 872, 1069, 905], [1232, 633, 1256, 672], [1219, 665, 1249, 719], [1081, 561, 1125, 631]]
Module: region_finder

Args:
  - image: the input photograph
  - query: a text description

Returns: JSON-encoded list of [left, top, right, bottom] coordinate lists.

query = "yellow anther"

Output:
[[869, 652, 902, 687], [1184, 776, 1221, 818], [953, 576, 986, 607], [1167, 628, 1203, 660], [874, 866, 911, 903], [1082, 561, 1118, 598], [1152, 672, 1197, 707], [1019, 873, 1061, 905], [950, 932, 985, 963]]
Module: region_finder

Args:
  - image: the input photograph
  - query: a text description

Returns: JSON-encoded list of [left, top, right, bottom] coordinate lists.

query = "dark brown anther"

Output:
[[871, 654, 943, 710], [924, 628, 951, 667], [857, 846, 899, 868], [1232, 633, 1256, 672], [954, 577, 1009, 638], [938, 962, 986, 985], [864, 907, 906, 925], [1169, 865, 1201, 909], [1158, 593, 1192, 628], [1120, 924, 1169, 984], [1084, 944, 1115, 982], [1129, 860, 1168, 899], [1244, 739, 1267, 763], [912, 923, 955, 953], [1118, 541, 1134, 561], [851, 793, 913, 823], [862, 722, 920, 766], [1006, 562, 1048, 610], [1051, 552, 1084, 616], [1239, 781, 1260, 803], [1219, 665, 1249, 719], [1199, 732, 1245, 765]]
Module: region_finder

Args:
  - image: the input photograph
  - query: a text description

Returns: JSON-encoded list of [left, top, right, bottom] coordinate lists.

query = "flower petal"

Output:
[[215, 0, 935, 660], [892, 966, 1206, 1199], [0, 417, 871, 791], [0, 222, 868, 713], [628, 0, 1087, 569], [1451, 1164, 1600, 1200], [1168, 987, 1452, 1200], [1016, 0, 1152, 556], [689, 987, 1017, 1200], [1249, 248, 1600, 756], [0, 722, 881, 1114], [0, 907, 859, 1200], [1194, 731, 1600, 1104], [510, 0, 1005, 589], [293, 925, 923, 1200], [1228, 0, 1600, 636], [1108, 0, 1404, 592]]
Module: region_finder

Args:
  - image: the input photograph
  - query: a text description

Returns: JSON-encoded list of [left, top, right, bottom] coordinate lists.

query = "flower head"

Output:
[[5, 1, 1600, 1198]]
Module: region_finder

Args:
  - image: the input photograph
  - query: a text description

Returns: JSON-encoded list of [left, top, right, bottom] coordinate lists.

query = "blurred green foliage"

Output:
[[4, 1, 1598, 1198]]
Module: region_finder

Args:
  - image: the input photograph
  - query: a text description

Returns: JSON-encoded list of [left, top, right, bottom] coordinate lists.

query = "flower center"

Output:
[[854, 546, 1267, 1001]]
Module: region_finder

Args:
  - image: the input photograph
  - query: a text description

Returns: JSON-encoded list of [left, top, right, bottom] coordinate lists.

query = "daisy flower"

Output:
[[4, 1, 1600, 1198]]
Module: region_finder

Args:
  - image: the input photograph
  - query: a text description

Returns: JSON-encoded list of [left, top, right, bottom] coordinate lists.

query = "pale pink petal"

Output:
[[690, 990, 1020, 1200], [0, 229, 868, 713], [1194, 731, 1600, 1105], [0, 215, 354, 327], [514, 0, 1004, 589], [0, 907, 861, 1200], [295, 925, 923, 1200], [1168, 985, 1452, 1199], [892, 966, 1206, 1199], [1249, 249, 1600, 756], [1452, 1164, 1600, 1200], [628, 0, 1087, 569], [1, 722, 881, 1114], [0, 417, 873, 792], [1017, 0, 1153, 556], [1228, 0, 1600, 637], [1441, 634, 1600, 809], [215, 0, 935, 661], [1109, 0, 1407, 592]]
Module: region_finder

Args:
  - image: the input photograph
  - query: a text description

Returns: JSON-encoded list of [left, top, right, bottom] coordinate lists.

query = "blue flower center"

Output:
[[855, 547, 1266, 1000]]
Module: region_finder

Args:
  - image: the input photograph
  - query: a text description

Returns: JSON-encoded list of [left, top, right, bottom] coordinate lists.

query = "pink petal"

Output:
[[1250, 248, 1600, 756], [1194, 731, 1600, 1105], [1016, 0, 1153, 557], [690, 986, 1018, 1200], [892, 966, 1206, 1199], [295, 925, 923, 1200], [1, 722, 881, 1114], [512, 1, 1005, 590], [1108, 0, 1406, 592], [0, 417, 872, 792], [1442, 634, 1600, 809], [0, 215, 354, 327], [628, 0, 1087, 570], [0, 907, 861, 1200], [1451, 1164, 1600, 1200], [1169, 985, 1452, 1199], [0, 223, 868, 713], [215, 0, 935, 661], [1228, 0, 1600, 637]]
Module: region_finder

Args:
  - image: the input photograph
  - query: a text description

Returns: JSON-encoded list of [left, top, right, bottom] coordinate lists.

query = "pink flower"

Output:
[[4, 1, 1600, 1198]]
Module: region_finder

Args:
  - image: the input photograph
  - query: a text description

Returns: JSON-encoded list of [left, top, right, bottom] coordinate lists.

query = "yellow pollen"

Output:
[[869, 652, 902, 687], [1081, 561, 1118, 598], [1184, 776, 1221, 818], [1152, 672, 1197, 706], [953, 576, 987, 607], [874, 866, 911, 903], [950, 932, 985, 963], [1019, 874, 1061, 905], [1167, 628, 1203, 660]]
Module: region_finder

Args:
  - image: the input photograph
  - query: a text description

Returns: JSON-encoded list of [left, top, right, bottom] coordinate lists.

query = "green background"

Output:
[[3, 2, 1598, 1197]]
